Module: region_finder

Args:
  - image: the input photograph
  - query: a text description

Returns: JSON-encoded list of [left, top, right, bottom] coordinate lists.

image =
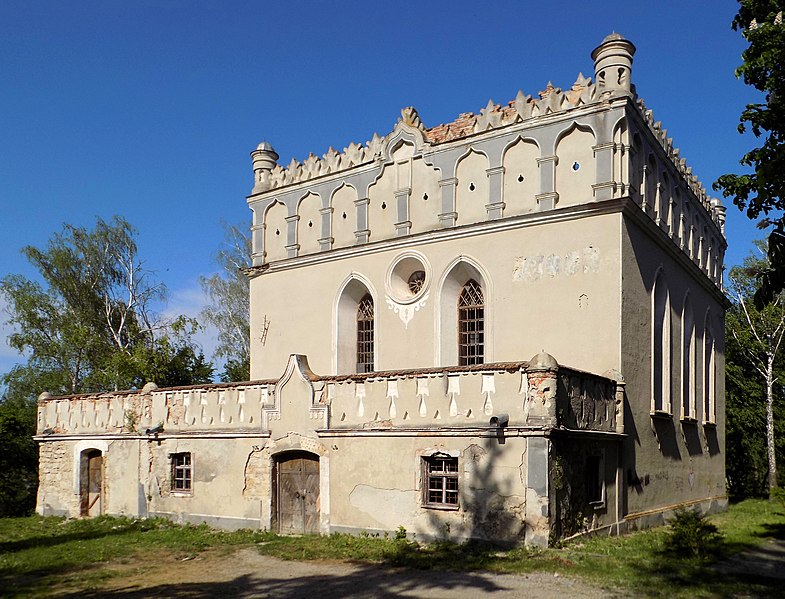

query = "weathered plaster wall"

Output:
[[620, 214, 726, 518], [147, 437, 264, 529], [325, 434, 531, 543], [250, 212, 622, 380]]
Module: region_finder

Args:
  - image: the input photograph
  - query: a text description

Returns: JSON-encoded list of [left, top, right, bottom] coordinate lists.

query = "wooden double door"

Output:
[[275, 452, 319, 535]]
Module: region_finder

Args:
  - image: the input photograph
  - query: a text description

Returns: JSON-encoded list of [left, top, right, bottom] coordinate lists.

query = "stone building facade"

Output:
[[35, 34, 727, 546]]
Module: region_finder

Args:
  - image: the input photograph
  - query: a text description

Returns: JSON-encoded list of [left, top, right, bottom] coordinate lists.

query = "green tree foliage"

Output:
[[0, 217, 213, 515], [714, 1, 785, 306], [199, 222, 250, 381], [726, 246, 785, 497], [1, 216, 213, 394], [0, 394, 37, 516]]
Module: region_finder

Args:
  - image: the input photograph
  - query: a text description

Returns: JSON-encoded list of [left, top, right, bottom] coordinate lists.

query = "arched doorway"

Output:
[[79, 449, 103, 517], [273, 452, 319, 534]]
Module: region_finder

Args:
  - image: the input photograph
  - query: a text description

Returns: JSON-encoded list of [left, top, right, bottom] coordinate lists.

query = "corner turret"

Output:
[[250, 141, 279, 194], [591, 33, 636, 95]]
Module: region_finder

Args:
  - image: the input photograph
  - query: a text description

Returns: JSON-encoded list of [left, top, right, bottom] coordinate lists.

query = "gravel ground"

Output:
[[62, 547, 622, 598]]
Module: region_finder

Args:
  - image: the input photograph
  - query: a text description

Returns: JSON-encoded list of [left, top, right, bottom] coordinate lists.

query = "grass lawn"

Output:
[[1, 499, 783, 598]]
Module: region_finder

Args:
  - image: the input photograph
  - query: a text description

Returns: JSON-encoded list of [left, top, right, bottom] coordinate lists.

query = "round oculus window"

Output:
[[386, 253, 430, 304]]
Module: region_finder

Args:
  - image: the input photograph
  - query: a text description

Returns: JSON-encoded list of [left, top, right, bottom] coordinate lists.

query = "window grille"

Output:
[[171, 453, 192, 493], [424, 454, 459, 507], [356, 294, 374, 373], [458, 279, 484, 366], [407, 270, 426, 294]]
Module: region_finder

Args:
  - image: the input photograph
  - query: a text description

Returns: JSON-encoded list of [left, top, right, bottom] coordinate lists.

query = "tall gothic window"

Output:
[[458, 279, 484, 366], [356, 294, 374, 373]]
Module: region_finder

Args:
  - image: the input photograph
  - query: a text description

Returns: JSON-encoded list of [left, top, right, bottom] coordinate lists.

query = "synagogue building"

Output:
[[35, 34, 727, 546]]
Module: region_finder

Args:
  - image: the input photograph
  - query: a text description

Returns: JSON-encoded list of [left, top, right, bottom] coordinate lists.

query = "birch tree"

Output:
[[1, 216, 212, 394], [728, 248, 785, 495], [199, 222, 251, 381]]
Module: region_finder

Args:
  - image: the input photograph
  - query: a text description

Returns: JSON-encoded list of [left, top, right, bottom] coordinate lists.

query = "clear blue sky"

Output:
[[0, 0, 763, 376]]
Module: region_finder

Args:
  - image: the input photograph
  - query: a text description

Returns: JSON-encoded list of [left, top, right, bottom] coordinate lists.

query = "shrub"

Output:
[[665, 508, 722, 559]]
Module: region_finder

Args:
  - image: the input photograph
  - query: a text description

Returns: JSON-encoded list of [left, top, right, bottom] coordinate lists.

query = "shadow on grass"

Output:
[[52, 561, 512, 599], [0, 524, 142, 554], [617, 525, 785, 598]]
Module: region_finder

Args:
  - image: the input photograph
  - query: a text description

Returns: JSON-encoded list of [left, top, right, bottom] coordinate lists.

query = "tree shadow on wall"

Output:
[[423, 430, 522, 548]]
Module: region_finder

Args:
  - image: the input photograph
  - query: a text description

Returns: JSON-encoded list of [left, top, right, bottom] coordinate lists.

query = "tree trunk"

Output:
[[766, 360, 779, 495]]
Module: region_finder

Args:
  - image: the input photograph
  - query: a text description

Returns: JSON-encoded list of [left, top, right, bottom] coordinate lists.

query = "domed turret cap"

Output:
[[529, 351, 558, 371]]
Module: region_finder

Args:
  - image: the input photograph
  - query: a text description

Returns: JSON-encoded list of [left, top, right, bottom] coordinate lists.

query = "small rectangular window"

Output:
[[586, 454, 604, 506], [171, 452, 192, 493], [423, 454, 459, 508]]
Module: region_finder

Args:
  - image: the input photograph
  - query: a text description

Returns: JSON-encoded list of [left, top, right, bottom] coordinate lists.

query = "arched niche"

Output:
[[658, 172, 671, 232], [681, 292, 696, 419], [630, 132, 643, 204], [502, 137, 539, 216], [554, 124, 595, 207], [651, 268, 671, 414], [368, 142, 415, 242], [436, 257, 492, 366], [455, 149, 489, 225], [703, 309, 716, 423], [645, 155, 658, 216], [331, 183, 358, 249], [408, 157, 441, 235], [297, 191, 322, 256], [612, 118, 628, 195], [335, 275, 377, 374], [264, 201, 289, 263]]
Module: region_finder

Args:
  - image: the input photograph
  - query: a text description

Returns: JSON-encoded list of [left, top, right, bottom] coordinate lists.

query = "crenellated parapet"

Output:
[[633, 97, 725, 228], [36, 381, 278, 436], [249, 74, 601, 196]]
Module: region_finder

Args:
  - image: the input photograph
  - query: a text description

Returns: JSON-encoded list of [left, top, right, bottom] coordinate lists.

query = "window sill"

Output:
[[680, 416, 699, 424], [170, 491, 193, 497], [650, 410, 673, 420], [423, 503, 460, 512], [589, 500, 606, 511], [702, 420, 717, 428]]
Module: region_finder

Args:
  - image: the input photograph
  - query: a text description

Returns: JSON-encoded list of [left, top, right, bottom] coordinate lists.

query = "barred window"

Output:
[[356, 294, 374, 373], [458, 279, 484, 366], [171, 453, 192, 493], [424, 454, 459, 507]]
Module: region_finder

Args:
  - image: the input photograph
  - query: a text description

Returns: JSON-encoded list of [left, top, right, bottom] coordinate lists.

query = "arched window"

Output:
[[336, 277, 375, 374], [356, 294, 374, 373], [458, 279, 484, 365]]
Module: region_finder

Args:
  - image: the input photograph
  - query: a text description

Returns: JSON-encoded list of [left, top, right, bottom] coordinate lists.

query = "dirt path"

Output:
[[61, 547, 622, 598]]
